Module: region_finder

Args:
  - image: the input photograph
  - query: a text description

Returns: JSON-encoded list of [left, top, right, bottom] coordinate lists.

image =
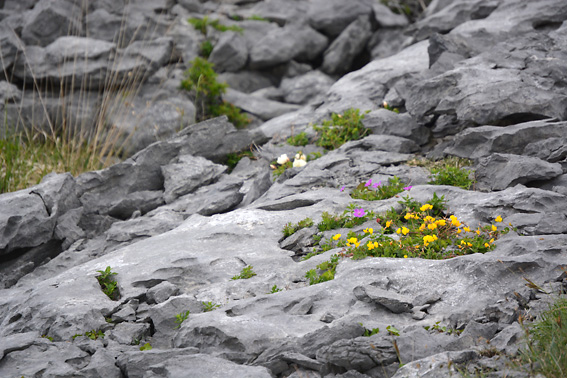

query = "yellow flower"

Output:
[[420, 204, 433, 212], [450, 215, 461, 227], [495, 216, 502, 223], [484, 243, 490, 248], [489, 238, 494, 243], [463, 227, 471, 232], [367, 241, 375, 250], [401, 227, 409, 235], [385, 220, 391, 228], [423, 216, 435, 223], [419, 223, 426, 232], [475, 229, 481, 235], [404, 213, 412, 220], [332, 234, 341, 241], [347, 237, 358, 244], [427, 223, 437, 230], [396, 228, 401, 234], [467, 242, 472, 247], [491, 224, 497, 232], [436, 219, 446, 227], [456, 229, 462, 234], [363, 228, 373, 234], [404, 255, 408, 258]]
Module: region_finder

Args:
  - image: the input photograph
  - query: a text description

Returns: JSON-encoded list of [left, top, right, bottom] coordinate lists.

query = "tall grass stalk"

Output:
[[0, 1, 179, 193]]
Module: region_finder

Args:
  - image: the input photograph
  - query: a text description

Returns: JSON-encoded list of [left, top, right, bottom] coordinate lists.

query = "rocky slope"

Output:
[[1, 0, 566, 377]]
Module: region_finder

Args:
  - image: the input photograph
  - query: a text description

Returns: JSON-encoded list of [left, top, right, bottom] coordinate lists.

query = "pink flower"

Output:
[[353, 208, 366, 217], [403, 186, 412, 191], [373, 181, 382, 188], [340, 186, 345, 192], [365, 179, 372, 187]]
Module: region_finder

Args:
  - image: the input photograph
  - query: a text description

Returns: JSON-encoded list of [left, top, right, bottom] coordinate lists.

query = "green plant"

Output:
[[41, 335, 54, 342], [180, 57, 249, 128], [382, 101, 400, 113], [232, 265, 257, 280], [360, 324, 380, 337], [519, 296, 567, 377], [350, 177, 407, 201], [225, 150, 255, 172], [424, 321, 463, 336], [96, 266, 119, 300], [269, 285, 283, 294], [248, 15, 269, 22], [174, 310, 190, 329], [282, 217, 314, 238], [200, 40, 214, 58], [188, 16, 244, 36], [305, 254, 340, 285], [202, 301, 221, 312], [387, 325, 400, 336], [409, 157, 475, 190], [139, 343, 152, 351], [317, 204, 376, 232], [85, 330, 104, 340], [287, 132, 310, 146], [314, 108, 370, 150]]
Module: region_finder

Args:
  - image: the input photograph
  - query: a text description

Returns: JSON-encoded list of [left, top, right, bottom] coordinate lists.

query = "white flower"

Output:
[[295, 153, 307, 161], [293, 159, 307, 168], [277, 154, 289, 165]]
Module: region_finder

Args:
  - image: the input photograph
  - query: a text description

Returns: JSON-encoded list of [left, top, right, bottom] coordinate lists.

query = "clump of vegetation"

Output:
[[225, 149, 255, 172], [424, 321, 463, 336], [305, 254, 340, 285], [232, 265, 257, 280], [96, 266, 120, 300], [188, 16, 244, 36], [382, 101, 400, 113], [305, 194, 512, 285], [199, 40, 214, 58], [202, 301, 221, 312], [360, 324, 380, 337], [180, 57, 249, 128], [287, 132, 310, 147], [174, 310, 190, 329], [282, 217, 314, 238], [139, 343, 152, 351], [317, 204, 376, 232], [73, 330, 105, 340], [519, 296, 567, 378], [380, 0, 432, 22], [350, 177, 408, 201], [269, 285, 283, 294], [410, 157, 475, 190], [314, 108, 370, 150]]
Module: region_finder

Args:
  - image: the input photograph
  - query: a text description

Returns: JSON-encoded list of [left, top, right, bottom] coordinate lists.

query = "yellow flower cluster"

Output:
[[347, 237, 360, 247], [422, 234, 438, 246], [367, 241, 380, 250], [420, 204, 433, 212], [363, 228, 373, 234], [332, 234, 341, 241], [404, 212, 420, 220], [396, 227, 409, 235]]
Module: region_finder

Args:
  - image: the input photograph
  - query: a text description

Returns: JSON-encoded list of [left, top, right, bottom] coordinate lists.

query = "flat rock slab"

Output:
[[353, 285, 413, 314], [475, 153, 563, 191]]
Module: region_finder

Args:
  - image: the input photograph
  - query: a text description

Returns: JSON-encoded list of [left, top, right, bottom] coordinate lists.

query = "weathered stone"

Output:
[[223, 88, 301, 121], [475, 153, 563, 191], [372, 3, 409, 28], [307, 0, 372, 37], [362, 109, 430, 145], [146, 281, 180, 304], [162, 155, 227, 204], [279, 70, 335, 105], [321, 15, 373, 75], [316, 336, 397, 372], [209, 31, 248, 73], [21, 0, 82, 47], [353, 285, 413, 314]]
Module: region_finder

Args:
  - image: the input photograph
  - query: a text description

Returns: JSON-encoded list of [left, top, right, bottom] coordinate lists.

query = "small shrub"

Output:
[[424, 321, 462, 336], [232, 265, 257, 280], [202, 301, 221, 312], [96, 266, 120, 300], [387, 325, 400, 336], [360, 324, 380, 337], [282, 217, 314, 238], [287, 132, 310, 146], [181, 57, 249, 128], [317, 204, 376, 232], [314, 108, 370, 150], [174, 310, 190, 329], [85, 330, 104, 340]]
